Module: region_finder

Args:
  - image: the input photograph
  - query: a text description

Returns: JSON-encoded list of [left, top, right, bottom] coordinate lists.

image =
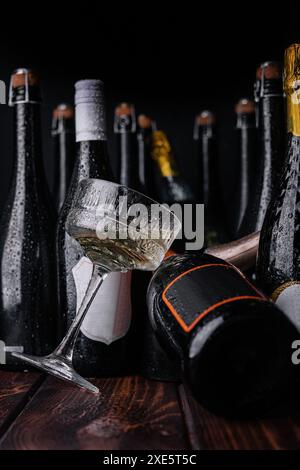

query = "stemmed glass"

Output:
[[13, 179, 181, 394]]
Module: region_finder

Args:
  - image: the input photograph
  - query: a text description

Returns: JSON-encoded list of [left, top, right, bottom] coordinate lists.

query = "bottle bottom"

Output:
[[186, 305, 297, 417]]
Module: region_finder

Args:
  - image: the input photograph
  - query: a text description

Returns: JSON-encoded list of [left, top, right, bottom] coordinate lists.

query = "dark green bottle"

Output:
[[0, 69, 57, 369]]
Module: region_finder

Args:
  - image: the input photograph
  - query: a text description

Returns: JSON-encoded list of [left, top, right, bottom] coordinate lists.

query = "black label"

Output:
[[162, 263, 263, 332]]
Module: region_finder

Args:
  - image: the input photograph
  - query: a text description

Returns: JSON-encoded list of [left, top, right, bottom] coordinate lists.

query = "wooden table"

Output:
[[0, 371, 299, 450]]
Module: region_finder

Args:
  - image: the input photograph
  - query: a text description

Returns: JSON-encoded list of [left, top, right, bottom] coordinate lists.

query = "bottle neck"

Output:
[[284, 82, 300, 168], [75, 140, 113, 181], [258, 89, 285, 193], [13, 102, 44, 183], [117, 131, 139, 189], [235, 115, 257, 232], [53, 120, 75, 170], [235, 114, 257, 162], [236, 112, 256, 129], [52, 124, 75, 211], [137, 128, 152, 193], [197, 125, 218, 208], [258, 78, 283, 98], [53, 128, 75, 168]]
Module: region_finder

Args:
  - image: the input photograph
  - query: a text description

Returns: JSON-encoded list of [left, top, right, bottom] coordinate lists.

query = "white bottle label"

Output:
[[72, 257, 132, 345], [273, 282, 300, 330]]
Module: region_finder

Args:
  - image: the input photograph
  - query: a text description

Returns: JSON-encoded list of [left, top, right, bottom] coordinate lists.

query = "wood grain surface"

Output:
[[0, 371, 43, 438], [178, 384, 300, 450], [1, 371, 300, 450], [0, 375, 189, 450]]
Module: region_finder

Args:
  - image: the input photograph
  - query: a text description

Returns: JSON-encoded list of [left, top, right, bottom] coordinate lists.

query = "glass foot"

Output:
[[12, 352, 99, 394]]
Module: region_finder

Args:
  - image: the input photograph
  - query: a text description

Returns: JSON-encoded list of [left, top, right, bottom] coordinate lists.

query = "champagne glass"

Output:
[[13, 179, 181, 393]]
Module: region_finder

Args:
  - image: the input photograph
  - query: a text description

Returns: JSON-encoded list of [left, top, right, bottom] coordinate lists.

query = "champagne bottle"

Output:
[[148, 252, 297, 417], [137, 124, 180, 380], [137, 114, 155, 196], [113, 102, 144, 373], [257, 44, 300, 330], [57, 80, 131, 376], [239, 62, 285, 236], [114, 102, 139, 189], [151, 130, 195, 253], [51, 104, 75, 212], [151, 130, 194, 205], [0, 69, 57, 369], [232, 99, 258, 236], [141, 230, 260, 382], [194, 110, 228, 246], [141, 130, 196, 380]]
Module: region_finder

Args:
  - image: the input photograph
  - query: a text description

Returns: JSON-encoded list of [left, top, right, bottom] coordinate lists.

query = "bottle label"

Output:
[[162, 263, 263, 332], [76, 101, 107, 142], [272, 281, 300, 329], [72, 257, 132, 345]]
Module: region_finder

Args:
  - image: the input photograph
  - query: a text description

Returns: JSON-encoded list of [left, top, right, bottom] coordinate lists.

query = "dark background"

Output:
[[0, 4, 298, 230]]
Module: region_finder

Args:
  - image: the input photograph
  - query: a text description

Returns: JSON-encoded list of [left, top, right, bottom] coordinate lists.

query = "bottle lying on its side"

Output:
[[141, 231, 261, 382], [147, 251, 297, 417]]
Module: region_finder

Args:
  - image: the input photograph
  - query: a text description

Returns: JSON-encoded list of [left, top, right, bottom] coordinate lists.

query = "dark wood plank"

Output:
[[0, 376, 189, 450], [179, 384, 300, 450], [0, 371, 43, 438]]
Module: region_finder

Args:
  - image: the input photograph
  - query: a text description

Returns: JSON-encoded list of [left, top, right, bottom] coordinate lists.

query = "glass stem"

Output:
[[54, 263, 109, 363]]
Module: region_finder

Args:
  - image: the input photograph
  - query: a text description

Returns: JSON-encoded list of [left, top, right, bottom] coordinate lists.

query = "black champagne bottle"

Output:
[[151, 130, 194, 205], [257, 44, 300, 331], [141, 230, 260, 382], [56, 80, 132, 376], [141, 131, 195, 381], [239, 62, 285, 236], [194, 110, 228, 246], [114, 111, 180, 380], [0, 69, 57, 369], [232, 99, 258, 237], [148, 252, 297, 417]]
